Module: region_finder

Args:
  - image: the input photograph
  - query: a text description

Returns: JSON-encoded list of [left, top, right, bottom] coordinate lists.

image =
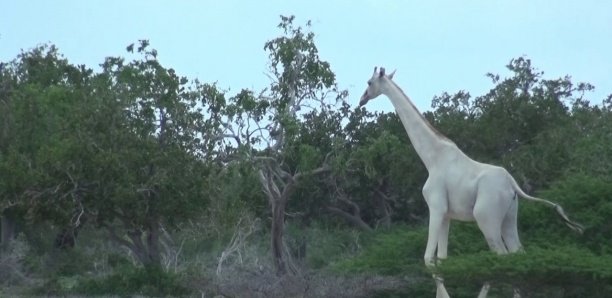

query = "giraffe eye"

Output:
[[367, 81, 372, 86]]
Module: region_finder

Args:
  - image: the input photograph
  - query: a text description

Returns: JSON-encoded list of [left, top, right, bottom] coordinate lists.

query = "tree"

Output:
[[0, 42, 221, 267], [80, 41, 220, 267], [326, 110, 429, 230], [429, 57, 596, 190], [218, 16, 347, 275], [0, 45, 93, 249]]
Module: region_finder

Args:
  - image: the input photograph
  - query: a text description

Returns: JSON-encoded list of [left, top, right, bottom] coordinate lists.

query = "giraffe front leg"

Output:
[[425, 211, 450, 298], [437, 217, 450, 262], [424, 212, 445, 267], [423, 182, 450, 298]]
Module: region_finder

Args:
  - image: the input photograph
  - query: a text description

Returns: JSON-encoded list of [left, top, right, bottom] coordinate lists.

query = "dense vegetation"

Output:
[[1, 16, 611, 297]]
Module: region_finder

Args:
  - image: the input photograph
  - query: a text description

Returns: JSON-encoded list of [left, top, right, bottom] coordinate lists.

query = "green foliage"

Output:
[[283, 222, 363, 269], [77, 266, 191, 297], [336, 223, 487, 275], [335, 226, 428, 275], [45, 249, 94, 277], [430, 57, 599, 189], [371, 286, 438, 298], [329, 111, 429, 227], [338, 224, 612, 297], [519, 173, 612, 252], [209, 163, 267, 229], [0, 41, 220, 267], [439, 246, 612, 297], [31, 265, 191, 297]]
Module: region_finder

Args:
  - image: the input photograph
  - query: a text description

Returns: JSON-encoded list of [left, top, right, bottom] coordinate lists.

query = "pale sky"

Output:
[[1, 0, 611, 112]]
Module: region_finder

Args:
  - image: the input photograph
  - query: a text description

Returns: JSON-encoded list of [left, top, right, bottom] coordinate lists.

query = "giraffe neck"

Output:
[[382, 80, 453, 171]]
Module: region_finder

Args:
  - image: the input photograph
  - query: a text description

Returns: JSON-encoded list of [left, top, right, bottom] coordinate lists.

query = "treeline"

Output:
[[1, 16, 611, 297]]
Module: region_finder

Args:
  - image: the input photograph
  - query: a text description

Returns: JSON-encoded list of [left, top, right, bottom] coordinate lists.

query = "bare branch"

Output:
[[326, 206, 372, 231], [246, 126, 269, 138], [217, 216, 261, 276], [258, 169, 281, 202], [293, 164, 331, 181], [375, 189, 397, 204], [104, 224, 138, 253], [72, 200, 85, 227], [212, 133, 242, 146], [336, 194, 360, 215], [24, 183, 63, 201]]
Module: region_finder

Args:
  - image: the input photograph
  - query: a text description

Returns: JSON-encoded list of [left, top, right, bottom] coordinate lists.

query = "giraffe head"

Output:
[[359, 66, 396, 107]]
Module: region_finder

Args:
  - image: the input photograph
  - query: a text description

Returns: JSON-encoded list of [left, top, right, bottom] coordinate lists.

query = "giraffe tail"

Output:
[[509, 176, 584, 234]]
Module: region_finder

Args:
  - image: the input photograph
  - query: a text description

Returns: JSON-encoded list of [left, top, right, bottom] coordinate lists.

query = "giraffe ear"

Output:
[[388, 69, 396, 79], [379, 67, 386, 77]]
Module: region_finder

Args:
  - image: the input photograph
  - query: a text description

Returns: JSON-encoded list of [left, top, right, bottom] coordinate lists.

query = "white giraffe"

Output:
[[359, 67, 583, 298]]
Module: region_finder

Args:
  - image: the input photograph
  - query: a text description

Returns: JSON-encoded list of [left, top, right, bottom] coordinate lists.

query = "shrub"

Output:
[[286, 222, 363, 269], [438, 245, 612, 297], [75, 265, 192, 297], [335, 226, 428, 275], [336, 216, 612, 297], [519, 173, 612, 252], [0, 233, 32, 290]]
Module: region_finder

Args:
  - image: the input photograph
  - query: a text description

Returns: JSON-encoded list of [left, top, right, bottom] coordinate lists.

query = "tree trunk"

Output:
[[326, 206, 373, 231], [127, 225, 161, 268], [125, 231, 160, 267], [54, 226, 78, 249], [107, 218, 162, 268], [376, 195, 392, 229], [145, 219, 161, 267], [258, 163, 329, 275], [271, 198, 288, 275], [1, 209, 17, 249], [326, 191, 373, 231], [375, 187, 393, 229]]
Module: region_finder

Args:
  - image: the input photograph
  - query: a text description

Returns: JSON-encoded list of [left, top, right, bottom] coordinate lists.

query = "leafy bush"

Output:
[[75, 265, 191, 297], [519, 173, 612, 252], [335, 226, 428, 275], [439, 245, 612, 297], [293, 223, 364, 269], [337, 215, 612, 297], [45, 248, 94, 276], [0, 233, 32, 290], [336, 223, 492, 275]]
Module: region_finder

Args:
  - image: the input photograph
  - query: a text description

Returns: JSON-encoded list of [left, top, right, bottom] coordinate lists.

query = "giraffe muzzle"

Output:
[[359, 92, 370, 107]]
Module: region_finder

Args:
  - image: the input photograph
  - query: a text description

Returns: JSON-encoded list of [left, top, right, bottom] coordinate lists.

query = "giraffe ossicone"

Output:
[[359, 66, 583, 298]]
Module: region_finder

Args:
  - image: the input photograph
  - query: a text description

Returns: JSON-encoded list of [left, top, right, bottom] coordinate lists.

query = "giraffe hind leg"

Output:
[[502, 198, 523, 253], [502, 199, 523, 297], [473, 204, 507, 254], [473, 190, 510, 298]]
